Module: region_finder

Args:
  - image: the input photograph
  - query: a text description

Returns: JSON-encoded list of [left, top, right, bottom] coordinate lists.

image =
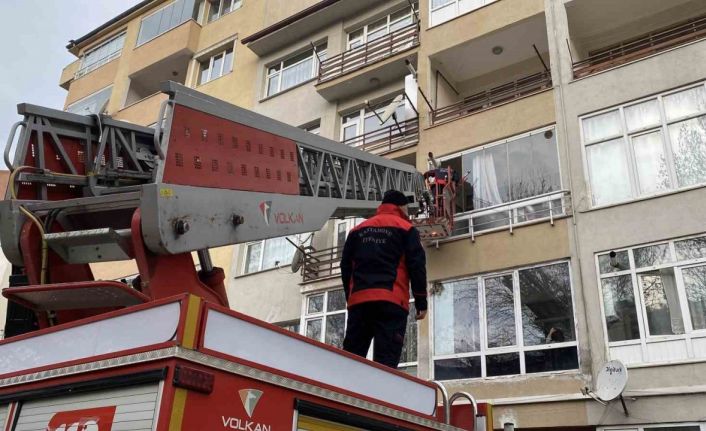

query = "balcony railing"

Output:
[[342, 118, 419, 155], [75, 51, 122, 79], [300, 190, 572, 283], [452, 190, 571, 241], [302, 246, 343, 283], [318, 23, 420, 84], [573, 14, 706, 79], [430, 71, 552, 125]]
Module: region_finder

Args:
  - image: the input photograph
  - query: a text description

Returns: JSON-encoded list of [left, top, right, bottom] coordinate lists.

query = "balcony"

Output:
[[300, 191, 572, 283], [316, 23, 419, 101], [450, 190, 572, 241], [572, 14, 706, 79], [431, 71, 552, 125], [59, 59, 80, 90], [342, 118, 419, 156], [114, 92, 168, 127], [128, 20, 200, 76], [319, 23, 419, 83]]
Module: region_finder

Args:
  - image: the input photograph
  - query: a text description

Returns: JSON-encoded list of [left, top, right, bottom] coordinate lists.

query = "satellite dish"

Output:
[[291, 248, 305, 273], [379, 94, 404, 125], [595, 360, 628, 401]]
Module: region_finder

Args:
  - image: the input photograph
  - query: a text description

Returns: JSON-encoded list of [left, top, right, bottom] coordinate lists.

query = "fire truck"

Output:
[[0, 82, 489, 430]]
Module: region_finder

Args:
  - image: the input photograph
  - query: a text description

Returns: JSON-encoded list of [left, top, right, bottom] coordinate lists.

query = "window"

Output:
[[598, 234, 706, 365], [265, 44, 327, 97], [302, 290, 419, 375], [66, 86, 113, 115], [274, 319, 300, 334], [76, 33, 126, 78], [433, 261, 578, 380], [582, 82, 706, 207], [440, 126, 563, 235], [300, 121, 321, 135], [208, 0, 242, 22], [198, 47, 234, 85], [340, 96, 407, 142], [347, 4, 418, 50], [243, 234, 310, 274], [430, 0, 498, 27], [137, 0, 199, 46]]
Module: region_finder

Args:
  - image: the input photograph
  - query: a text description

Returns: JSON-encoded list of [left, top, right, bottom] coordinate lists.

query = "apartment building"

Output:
[[55, 0, 706, 429]]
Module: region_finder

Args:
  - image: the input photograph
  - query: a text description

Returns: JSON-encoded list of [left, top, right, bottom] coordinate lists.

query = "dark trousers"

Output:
[[343, 301, 408, 368]]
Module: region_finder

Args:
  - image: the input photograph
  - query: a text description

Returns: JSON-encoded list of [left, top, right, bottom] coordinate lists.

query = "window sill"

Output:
[[434, 369, 582, 384], [234, 265, 288, 279], [259, 77, 317, 103], [580, 183, 706, 213], [621, 357, 706, 370]]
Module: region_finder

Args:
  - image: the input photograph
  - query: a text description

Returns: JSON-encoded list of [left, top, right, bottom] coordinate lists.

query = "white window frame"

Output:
[[598, 423, 706, 431], [340, 95, 407, 142], [76, 32, 126, 78], [346, 3, 418, 51], [301, 290, 419, 374], [264, 44, 327, 98], [429, 0, 498, 28], [301, 289, 348, 348], [580, 81, 706, 208], [596, 233, 706, 366], [207, 0, 243, 22], [136, 0, 196, 47], [242, 234, 309, 275], [300, 121, 321, 135], [197, 46, 234, 85], [66, 85, 113, 115], [438, 125, 565, 237], [431, 260, 579, 380]]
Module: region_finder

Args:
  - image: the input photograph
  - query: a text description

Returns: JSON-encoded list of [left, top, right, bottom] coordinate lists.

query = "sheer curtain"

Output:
[[281, 57, 313, 90], [471, 151, 502, 208]]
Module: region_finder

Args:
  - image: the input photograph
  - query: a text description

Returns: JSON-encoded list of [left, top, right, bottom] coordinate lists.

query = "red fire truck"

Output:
[[0, 82, 486, 430]]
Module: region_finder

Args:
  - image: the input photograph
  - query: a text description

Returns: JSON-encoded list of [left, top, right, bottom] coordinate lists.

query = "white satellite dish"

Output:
[[595, 360, 628, 401], [378, 94, 404, 125]]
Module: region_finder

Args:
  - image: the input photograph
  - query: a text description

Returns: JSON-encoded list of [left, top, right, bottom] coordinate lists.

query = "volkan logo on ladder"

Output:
[[238, 389, 263, 418], [259, 201, 272, 226]]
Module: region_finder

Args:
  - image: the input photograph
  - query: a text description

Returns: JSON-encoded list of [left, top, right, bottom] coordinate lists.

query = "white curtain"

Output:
[[471, 151, 502, 208], [281, 57, 313, 91]]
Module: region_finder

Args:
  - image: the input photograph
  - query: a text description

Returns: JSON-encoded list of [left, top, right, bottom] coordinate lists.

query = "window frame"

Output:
[[346, 4, 418, 51], [596, 233, 706, 365], [339, 94, 407, 141], [242, 234, 309, 275], [66, 85, 113, 115], [430, 260, 580, 381], [77, 32, 126, 78], [264, 44, 327, 98], [207, 0, 243, 23], [136, 0, 197, 47], [429, 0, 498, 28], [197, 45, 235, 85], [580, 81, 706, 208]]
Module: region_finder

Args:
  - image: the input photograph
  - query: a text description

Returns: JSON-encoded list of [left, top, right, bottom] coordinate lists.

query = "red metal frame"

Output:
[[162, 105, 300, 195]]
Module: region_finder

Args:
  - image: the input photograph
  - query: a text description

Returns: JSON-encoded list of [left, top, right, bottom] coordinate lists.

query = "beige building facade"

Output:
[[54, 0, 706, 429]]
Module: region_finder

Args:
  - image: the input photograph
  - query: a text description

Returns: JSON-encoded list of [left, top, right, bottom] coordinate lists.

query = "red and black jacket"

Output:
[[340, 204, 428, 312]]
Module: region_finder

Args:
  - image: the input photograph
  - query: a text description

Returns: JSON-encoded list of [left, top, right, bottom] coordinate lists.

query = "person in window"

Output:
[[545, 327, 565, 344], [340, 190, 428, 368]]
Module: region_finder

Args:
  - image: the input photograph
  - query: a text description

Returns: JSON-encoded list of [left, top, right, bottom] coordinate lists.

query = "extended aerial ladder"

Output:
[[0, 82, 481, 431]]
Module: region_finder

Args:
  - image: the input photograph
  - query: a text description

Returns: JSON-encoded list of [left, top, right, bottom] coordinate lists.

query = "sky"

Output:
[[0, 0, 143, 163]]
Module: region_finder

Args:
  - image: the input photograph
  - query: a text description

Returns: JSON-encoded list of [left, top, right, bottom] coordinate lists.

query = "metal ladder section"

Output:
[[433, 381, 479, 431]]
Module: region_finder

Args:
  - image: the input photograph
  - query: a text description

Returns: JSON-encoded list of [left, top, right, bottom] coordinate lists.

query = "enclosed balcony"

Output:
[[428, 12, 551, 130], [566, 0, 706, 79]]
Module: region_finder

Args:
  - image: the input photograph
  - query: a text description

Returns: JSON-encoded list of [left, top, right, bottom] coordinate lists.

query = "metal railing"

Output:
[[430, 71, 552, 125], [302, 246, 344, 283], [573, 14, 706, 79], [318, 23, 420, 84], [74, 51, 123, 79], [452, 190, 571, 241], [342, 118, 419, 155], [300, 191, 572, 282]]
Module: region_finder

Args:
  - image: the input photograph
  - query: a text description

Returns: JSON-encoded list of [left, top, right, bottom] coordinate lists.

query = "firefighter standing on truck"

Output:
[[340, 190, 428, 368]]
